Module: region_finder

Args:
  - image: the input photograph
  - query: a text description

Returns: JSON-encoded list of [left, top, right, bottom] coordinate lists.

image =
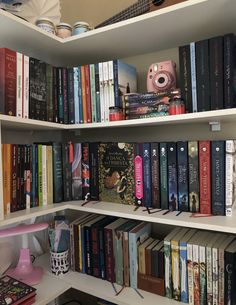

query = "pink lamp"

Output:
[[0, 223, 48, 285]]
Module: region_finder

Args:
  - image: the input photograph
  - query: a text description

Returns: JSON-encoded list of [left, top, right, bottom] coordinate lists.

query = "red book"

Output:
[[0, 48, 17, 116], [80, 65, 87, 123], [199, 141, 211, 214], [84, 64, 92, 123]]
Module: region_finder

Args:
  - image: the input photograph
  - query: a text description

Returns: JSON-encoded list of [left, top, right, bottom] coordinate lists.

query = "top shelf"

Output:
[[0, 0, 235, 66]]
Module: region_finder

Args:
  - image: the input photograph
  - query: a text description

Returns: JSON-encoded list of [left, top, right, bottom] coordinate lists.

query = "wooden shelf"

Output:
[[0, 0, 235, 66], [36, 253, 185, 305]]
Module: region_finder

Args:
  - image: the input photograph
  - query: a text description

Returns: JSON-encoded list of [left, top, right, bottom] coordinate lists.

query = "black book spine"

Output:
[[84, 226, 92, 275], [151, 249, 159, 277], [29, 57, 36, 119], [53, 67, 58, 123], [57, 67, 64, 124], [159, 142, 168, 210], [209, 36, 224, 110], [46, 64, 54, 122], [177, 141, 189, 212], [90, 142, 99, 200], [179, 45, 192, 113], [62, 68, 68, 124], [62, 142, 72, 201], [224, 251, 236, 304], [151, 142, 160, 208], [67, 67, 75, 124], [94, 63, 101, 122], [211, 141, 225, 215], [196, 39, 210, 111], [98, 227, 106, 279], [52, 143, 63, 203], [224, 33, 236, 108], [143, 143, 152, 208], [167, 142, 178, 211], [82, 143, 90, 200], [35, 61, 47, 121]]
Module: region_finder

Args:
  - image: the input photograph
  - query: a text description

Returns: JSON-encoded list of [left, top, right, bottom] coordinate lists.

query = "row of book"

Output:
[[164, 227, 236, 305], [0, 47, 137, 124], [70, 214, 165, 296], [179, 32, 236, 113], [2, 140, 236, 216]]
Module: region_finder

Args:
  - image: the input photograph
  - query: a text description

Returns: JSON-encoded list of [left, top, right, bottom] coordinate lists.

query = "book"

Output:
[[0, 275, 36, 305], [99, 142, 135, 205], [82, 142, 90, 200], [0, 48, 16, 116], [138, 236, 154, 274], [151, 142, 160, 208], [225, 140, 236, 216], [16, 52, 23, 118], [73, 66, 80, 124], [211, 141, 225, 215], [190, 42, 197, 112], [143, 143, 152, 208], [62, 142, 72, 201], [67, 67, 75, 124], [46, 64, 54, 122], [224, 239, 236, 304], [72, 143, 82, 200], [159, 142, 168, 210], [167, 142, 178, 211], [52, 142, 63, 203], [209, 36, 224, 110], [134, 143, 144, 206], [199, 141, 211, 214], [145, 239, 160, 276], [89, 142, 99, 200], [2, 144, 12, 215], [188, 141, 200, 213], [151, 240, 163, 278], [129, 221, 151, 289], [177, 141, 189, 212], [56, 67, 64, 123]]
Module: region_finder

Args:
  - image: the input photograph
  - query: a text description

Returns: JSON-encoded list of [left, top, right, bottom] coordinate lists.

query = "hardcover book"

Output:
[[225, 140, 236, 216], [99, 142, 135, 205], [160, 142, 168, 210], [82, 143, 90, 200], [224, 239, 236, 305], [134, 143, 144, 206], [167, 142, 178, 211], [151, 142, 160, 208], [143, 143, 152, 208], [177, 141, 189, 212], [72, 143, 82, 200], [52, 142, 63, 203]]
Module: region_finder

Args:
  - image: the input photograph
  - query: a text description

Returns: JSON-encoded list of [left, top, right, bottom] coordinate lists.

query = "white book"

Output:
[[98, 62, 105, 122], [225, 140, 236, 216], [16, 52, 23, 118], [102, 61, 109, 122], [42, 145, 47, 206], [108, 60, 115, 108], [23, 55, 29, 119]]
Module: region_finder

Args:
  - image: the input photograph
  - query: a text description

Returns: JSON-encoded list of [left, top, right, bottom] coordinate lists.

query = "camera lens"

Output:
[[158, 77, 165, 84]]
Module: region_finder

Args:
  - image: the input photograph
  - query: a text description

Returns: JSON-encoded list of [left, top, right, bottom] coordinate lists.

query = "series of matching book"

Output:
[[179, 33, 236, 113], [2, 140, 235, 216], [69, 214, 236, 304], [0, 47, 137, 124]]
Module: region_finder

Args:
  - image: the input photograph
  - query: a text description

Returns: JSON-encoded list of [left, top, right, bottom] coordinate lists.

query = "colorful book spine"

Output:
[[187, 241, 194, 305], [72, 143, 82, 200], [134, 143, 144, 206], [11, 144, 17, 212], [160, 142, 168, 210], [199, 243, 207, 305], [3, 144, 12, 215], [57, 67, 64, 124], [177, 141, 189, 212], [85, 64, 92, 123], [143, 143, 152, 208], [193, 242, 200, 305], [211, 141, 225, 215], [81, 65, 87, 123], [167, 142, 178, 211], [199, 141, 211, 214], [73, 67, 80, 124], [16, 52, 23, 118], [77, 66, 83, 123], [90, 64, 97, 123], [171, 239, 181, 301], [37, 144, 43, 206], [188, 141, 200, 213], [151, 142, 160, 208], [89, 142, 99, 200], [62, 68, 68, 124], [62, 142, 72, 201], [82, 143, 90, 200]]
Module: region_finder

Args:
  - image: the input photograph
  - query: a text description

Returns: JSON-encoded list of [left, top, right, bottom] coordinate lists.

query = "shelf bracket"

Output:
[[209, 121, 221, 132]]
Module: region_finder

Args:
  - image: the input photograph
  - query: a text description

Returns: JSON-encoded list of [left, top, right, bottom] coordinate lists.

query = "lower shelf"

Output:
[[35, 253, 184, 305]]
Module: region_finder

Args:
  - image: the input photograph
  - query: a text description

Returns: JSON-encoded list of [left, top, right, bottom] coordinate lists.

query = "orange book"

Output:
[[2, 144, 12, 214], [81, 65, 88, 123]]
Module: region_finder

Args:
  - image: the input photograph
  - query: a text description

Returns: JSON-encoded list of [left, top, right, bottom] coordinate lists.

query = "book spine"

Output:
[[34, 145, 38, 207], [73, 67, 80, 124], [57, 67, 64, 123], [85, 64, 92, 123], [16, 52, 23, 118], [113, 59, 119, 107], [52, 143, 63, 203], [82, 143, 90, 200], [46, 146, 53, 205], [3, 144, 12, 215], [180, 241, 188, 303], [129, 232, 138, 289], [187, 243, 194, 305], [84, 226, 92, 275], [177, 141, 189, 212], [77, 66, 83, 123], [115, 231, 124, 285], [89, 142, 99, 200], [225, 140, 236, 216], [123, 231, 130, 286], [62, 142, 72, 201], [151, 248, 159, 277], [160, 142, 168, 210], [102, 61, 109, 122], [104, 228, 115, 282], [108, 60, 115, 110], [53, 67, 58, 123], [211, 141, 225, 215], [0, 49, 6, 114], [29, 57, 35, 119], [224, 33, 236, 108], [31, 144, 36, 208], [134, 143, 144, 206], [224, 251, 235, 305], [209, 36, 224, 110], [199, 244, 207, 305], [25, 145, 31, 209], [67, 67, 75, 124], [90, 64, 97, 122], [94, 63, 101, 122], [98, 227, 106, 279], [171, 240, 181, 301], [91, 226, 99, 277], [167, 142, 178, 211], [46, 64, 53, 122], [72, 143, 82, 200], [190, 42, 197, 112], [5, 49, 16, 116], [164, 239, 172, 298], [81, 65, 87, 123], [179, 45, 192, 112], [199, 141, 211, 214], [35, 61, 46, 121], [196, 39, 210, 111], [151, 142, 160, 208], [193, 243, 200, 305], [212, 247, 219, 305], [11, 144, 17, 212], [41, 145, 47, 206], [98, 62, 105, 122], [143, 143, 152, 208], [188, 141, 200, 213], [62, 67, 68, 124], [69, 222, 75, 271], [73, 222, 80, 272], [206, 246, 213, 305], [38, 144, 43, 206], [218, 247, 226, 305]]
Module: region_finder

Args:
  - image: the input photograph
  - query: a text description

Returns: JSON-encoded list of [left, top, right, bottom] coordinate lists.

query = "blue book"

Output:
[[167, 142, 178, 211], [73, 67, 79, 124], [177, 141, 189, 212], [143, 143, 152, 207], [129, 222, 151, 289], [179, 229, 197, 303]]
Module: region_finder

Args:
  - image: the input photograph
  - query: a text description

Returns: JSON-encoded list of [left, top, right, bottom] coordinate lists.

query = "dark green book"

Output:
[[52, 142, 63, 203]]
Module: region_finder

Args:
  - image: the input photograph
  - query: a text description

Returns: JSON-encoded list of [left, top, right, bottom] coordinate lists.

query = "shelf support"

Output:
[[209, 121, 221, 132]]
